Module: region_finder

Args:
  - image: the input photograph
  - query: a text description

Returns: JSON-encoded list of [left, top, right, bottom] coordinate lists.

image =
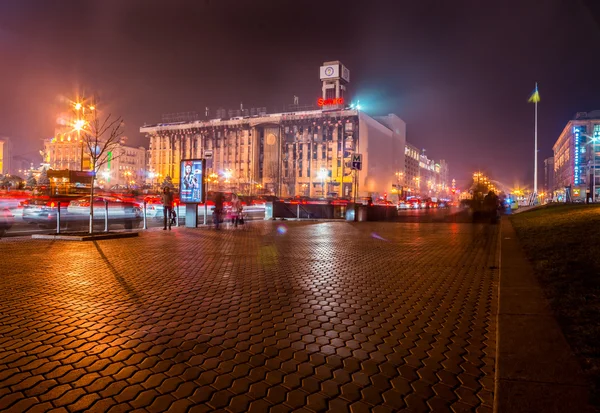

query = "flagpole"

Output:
[[534, 82, 538, 196]]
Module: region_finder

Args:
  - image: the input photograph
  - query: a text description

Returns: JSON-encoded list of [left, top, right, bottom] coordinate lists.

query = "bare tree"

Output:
[[80, 108, 125, 233]]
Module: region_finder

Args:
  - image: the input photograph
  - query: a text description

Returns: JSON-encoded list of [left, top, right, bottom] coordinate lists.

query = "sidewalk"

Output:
[[495, 217, 594, 412]]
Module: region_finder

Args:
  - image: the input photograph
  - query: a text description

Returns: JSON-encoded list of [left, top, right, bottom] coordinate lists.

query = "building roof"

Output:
[[140, 109, 361, 133], [573, 110, 600, 120]]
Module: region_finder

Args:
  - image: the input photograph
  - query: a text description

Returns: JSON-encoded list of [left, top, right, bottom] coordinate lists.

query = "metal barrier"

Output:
[[104, 200, 109, 232], [56, 201, 61, 234], [143, 201, 148, 230]]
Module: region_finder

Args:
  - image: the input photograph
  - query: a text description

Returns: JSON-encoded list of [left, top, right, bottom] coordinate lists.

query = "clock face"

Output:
[[267, 134, 276, 145], [325, 66, 334, 76]]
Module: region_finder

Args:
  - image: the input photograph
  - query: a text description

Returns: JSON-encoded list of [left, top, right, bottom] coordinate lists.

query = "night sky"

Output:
[[2, 0, 600, 190]]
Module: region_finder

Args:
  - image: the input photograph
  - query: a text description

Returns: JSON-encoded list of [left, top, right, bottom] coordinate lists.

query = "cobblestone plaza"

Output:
[[0, 222, 498, 412]]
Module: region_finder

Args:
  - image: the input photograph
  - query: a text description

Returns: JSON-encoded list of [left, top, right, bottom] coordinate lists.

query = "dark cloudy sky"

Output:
[[1, 0, 600, 189]]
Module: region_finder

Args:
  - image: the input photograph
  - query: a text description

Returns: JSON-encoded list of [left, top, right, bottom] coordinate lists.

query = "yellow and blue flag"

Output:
[[528, 84, 540, 103]]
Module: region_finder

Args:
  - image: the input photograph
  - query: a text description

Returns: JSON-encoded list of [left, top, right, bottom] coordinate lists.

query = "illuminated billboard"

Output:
[[180, 159, 205, 203]]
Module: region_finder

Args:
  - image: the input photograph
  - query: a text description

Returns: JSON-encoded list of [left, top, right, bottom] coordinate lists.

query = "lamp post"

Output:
[[73, 100, 94, 171]]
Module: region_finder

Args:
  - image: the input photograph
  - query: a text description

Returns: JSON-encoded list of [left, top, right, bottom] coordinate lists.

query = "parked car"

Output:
[[397, 201, 410, 209], [424, 199, 438, 209], [374, 199, 394, 207], [405, 198, 422, 209], [0, 208, 14, 236]]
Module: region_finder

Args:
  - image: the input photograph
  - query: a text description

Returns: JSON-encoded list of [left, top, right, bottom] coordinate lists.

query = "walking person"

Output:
[[213, 192, 224, 230], [162, 186, 174, 230], [230, 193, 242, 228]]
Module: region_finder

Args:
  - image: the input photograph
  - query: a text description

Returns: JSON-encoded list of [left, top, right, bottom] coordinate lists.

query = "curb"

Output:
[[32, 232, 139, 241], [493, 216, 593, 412]]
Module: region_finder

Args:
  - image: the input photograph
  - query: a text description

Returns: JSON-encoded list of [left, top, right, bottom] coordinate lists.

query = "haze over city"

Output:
[[2, 0, 600, 188], [3, 2, 600, 412]]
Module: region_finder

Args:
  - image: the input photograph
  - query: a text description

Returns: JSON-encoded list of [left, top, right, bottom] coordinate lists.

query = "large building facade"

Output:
[[552, 111, 600, 201], [141, 109, 406, 198]]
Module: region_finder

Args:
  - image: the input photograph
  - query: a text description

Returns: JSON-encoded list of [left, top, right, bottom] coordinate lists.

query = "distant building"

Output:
[[404, 143, 420, 196], [43, 134, 146, 189], [552, 111, 600, 201], [418, 151, 449, 198], [43, 134, 89, 171], [96, 140, 146, 189], [544, 157, 555, 195], [0, 137, 13, 175], [12, 155, 35, 177]]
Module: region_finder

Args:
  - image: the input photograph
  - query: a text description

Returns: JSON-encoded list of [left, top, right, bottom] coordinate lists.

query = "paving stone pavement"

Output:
[[0, 221, 499, 412]]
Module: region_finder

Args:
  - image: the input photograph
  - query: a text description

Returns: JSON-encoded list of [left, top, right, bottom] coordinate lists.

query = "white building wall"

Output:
[[358, 112, 406, 197]]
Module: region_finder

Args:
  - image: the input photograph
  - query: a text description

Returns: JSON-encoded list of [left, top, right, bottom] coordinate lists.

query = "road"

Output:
[[2, 206, 468, 237], [0, 219, 498, 412], [1, 207, 269, 237]]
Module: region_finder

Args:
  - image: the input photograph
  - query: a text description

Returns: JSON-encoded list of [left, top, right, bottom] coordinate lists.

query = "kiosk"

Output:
[[179, 159, 206, 228]]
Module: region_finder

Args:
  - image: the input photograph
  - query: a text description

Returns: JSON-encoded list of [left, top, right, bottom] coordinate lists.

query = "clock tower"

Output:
[[319, 61, 350, 110]]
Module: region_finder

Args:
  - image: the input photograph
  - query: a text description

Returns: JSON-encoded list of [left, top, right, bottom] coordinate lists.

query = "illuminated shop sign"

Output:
[[180, 159, 205, 203], [317, 98, 344, 106], [574, 127, 580, 185]]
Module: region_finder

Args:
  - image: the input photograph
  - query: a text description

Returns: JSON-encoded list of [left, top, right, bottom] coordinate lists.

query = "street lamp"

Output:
[[123, 170, 132, 189], [317, 168, 328, 197], [73, 119, 85, 131], [148, 171, 156, 190], [72, 99, 96, 171]]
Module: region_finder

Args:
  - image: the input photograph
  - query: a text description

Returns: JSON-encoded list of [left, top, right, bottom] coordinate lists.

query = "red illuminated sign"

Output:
[[318, 97, 344, 106]]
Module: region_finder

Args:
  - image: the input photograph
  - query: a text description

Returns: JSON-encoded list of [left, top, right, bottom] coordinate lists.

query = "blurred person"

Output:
[[213, 192, 224, 230], [161, 187, 174, 230], [230, 193, 242, 227], [483, 191, 499, 223]]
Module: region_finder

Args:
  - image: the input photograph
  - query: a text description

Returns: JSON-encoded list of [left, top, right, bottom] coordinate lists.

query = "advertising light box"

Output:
[[180, 159, 205, 203]]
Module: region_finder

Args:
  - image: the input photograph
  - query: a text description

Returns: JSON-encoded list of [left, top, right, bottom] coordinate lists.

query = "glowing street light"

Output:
[[317, 168, 328, 197], [73, 119, 86, 131]]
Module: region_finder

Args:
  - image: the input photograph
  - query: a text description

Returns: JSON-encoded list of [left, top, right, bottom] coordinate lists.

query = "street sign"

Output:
[[351, 153, 362, 170], [204, 150, 213, 159]]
